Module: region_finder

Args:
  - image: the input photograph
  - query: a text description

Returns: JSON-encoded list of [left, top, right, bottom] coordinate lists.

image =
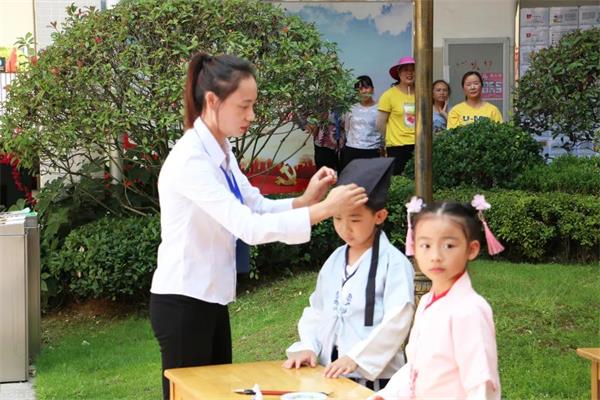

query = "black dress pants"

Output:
[[340, 146, 380, 171], [386, 145, 415, 176], [314, 144, 339, 172], [150, 293, 232, 400]]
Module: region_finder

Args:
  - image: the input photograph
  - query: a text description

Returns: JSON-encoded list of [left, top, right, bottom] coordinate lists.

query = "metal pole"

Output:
[[412, 0, 433, 304], [414, 0, 433, 203]]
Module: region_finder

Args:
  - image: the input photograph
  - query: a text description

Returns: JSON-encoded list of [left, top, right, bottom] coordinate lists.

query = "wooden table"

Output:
[[577, 348, 600, 400], [165, 360, 374, 400]]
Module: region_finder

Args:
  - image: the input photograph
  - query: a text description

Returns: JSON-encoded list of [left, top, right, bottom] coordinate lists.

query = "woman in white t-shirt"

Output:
[[340, 75, 382, 170]]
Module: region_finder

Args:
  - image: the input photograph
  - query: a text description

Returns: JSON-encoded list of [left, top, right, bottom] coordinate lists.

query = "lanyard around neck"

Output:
[[219, 166, 244, 204]]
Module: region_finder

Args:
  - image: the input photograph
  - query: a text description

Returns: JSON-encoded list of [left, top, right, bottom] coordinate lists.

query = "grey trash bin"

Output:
[[0, 214, 41, 383]]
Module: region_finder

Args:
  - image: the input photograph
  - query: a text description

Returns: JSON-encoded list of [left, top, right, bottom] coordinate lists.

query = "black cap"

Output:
[[337, 158, 395, 210]]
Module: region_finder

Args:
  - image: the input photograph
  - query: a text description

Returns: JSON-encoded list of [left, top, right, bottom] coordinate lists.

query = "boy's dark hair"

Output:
[[184, 52, 255, 129], [355, 75, 374, 90], [411, 201, 483, 243]]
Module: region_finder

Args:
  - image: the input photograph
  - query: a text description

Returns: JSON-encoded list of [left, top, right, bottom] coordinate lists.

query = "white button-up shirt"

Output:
[[150, 118, 311, 305]]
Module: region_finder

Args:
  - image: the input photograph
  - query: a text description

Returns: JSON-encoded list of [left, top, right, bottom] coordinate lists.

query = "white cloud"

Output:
[[279, 2, 412, 36]]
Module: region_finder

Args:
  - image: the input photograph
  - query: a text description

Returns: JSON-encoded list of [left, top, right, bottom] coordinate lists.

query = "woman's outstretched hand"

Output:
[[308, 183, 368, 225], [294, 167, 337, 208]]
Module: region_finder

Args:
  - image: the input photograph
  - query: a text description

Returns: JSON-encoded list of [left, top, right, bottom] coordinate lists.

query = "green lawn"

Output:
[[34, 260, 599, 399]]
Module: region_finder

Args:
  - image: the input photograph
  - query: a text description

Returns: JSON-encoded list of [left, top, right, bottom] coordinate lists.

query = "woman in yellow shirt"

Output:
[[376, 56, 416, 175], [447, 71, 503, 129]]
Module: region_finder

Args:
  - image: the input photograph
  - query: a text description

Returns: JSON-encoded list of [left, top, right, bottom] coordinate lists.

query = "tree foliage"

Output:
[[513, 28, 600, 147], [0, 0, 354, 215]]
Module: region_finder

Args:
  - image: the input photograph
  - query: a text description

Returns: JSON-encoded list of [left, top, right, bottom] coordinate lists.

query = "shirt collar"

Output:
[[424, 270, 473, 309], [192, 117, 231, 169]]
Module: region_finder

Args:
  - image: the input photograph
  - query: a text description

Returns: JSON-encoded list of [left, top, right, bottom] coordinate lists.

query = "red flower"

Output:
[[94, 36, 102, 44], [122, 133, 137, 151]]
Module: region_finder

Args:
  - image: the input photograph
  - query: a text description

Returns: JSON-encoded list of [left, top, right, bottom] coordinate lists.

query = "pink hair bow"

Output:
[[471, 194, 504, 255], [405, 196, 424, 256]]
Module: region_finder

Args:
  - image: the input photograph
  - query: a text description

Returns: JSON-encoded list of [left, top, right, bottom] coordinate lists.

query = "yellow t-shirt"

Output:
[[447, 101, 503, 129], [378, 86, 416, 146]]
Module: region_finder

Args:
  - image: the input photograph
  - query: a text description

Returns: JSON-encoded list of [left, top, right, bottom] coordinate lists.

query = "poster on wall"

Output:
[[244, 1, 413, 194], [481, 72, 503, 100]]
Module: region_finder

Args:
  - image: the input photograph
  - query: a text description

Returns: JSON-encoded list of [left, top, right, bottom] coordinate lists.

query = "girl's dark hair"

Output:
[[355, 75, 374, 89], [184, 52, 256, 129], [461, 70, 483, 88], [432, 79, 451, 104], [411, 201, 483, 243]]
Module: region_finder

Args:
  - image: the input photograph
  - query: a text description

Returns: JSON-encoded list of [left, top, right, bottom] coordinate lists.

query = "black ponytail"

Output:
[[183, 52, 255, 129]]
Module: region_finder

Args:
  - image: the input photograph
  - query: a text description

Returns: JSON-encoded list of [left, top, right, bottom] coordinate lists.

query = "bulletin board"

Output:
[[519, 5, 600, 78]]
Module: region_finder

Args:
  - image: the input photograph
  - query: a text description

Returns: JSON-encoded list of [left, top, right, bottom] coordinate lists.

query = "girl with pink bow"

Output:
[[370, 195, 503, 400]]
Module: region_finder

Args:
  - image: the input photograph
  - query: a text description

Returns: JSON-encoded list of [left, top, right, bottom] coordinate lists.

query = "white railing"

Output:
[[0, 72, 18, 117]]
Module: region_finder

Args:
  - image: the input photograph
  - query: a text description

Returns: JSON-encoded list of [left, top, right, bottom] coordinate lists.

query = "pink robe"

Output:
[[375, 272, 500, 400]]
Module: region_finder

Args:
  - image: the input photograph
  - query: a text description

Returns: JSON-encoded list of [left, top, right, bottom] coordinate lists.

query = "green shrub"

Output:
[[436, 188, 600, 263], [37, 176, 120, 305], [514, 155, 600, 194], [404, 120, 543, 189], [49, 215, 160, 300]]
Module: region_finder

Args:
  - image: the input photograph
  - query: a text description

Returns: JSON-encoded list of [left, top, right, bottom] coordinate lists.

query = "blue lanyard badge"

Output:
[[219, 166, 250, 274]]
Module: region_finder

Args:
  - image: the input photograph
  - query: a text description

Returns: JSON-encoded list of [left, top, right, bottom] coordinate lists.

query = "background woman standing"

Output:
[[376, 56, 416, 176], [149, 53, 368, 400], [432, 79, 451, 133], [448, 71, 502, 129], [341, 75, 381, 170]]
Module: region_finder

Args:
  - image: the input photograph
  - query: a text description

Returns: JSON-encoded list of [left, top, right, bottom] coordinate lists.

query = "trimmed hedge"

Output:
[[48, 215, 160, 300], [404, 120, 543, 189], [514, 155, 600, 195], [436, 188, 600, 263], [48, 177, 599, 300]]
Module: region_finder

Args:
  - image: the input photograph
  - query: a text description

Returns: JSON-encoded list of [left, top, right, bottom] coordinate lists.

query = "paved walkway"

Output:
[[0, 381, 35, 400]]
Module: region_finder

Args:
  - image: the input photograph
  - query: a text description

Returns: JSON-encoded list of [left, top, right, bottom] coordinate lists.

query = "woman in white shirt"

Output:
[[149, 53, 368, 400], [340, 75, 382, 170]]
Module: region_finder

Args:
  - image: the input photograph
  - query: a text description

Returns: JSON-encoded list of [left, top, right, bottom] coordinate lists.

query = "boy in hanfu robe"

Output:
[[284, 158, 415, 391], [370, 196, 502, 400]]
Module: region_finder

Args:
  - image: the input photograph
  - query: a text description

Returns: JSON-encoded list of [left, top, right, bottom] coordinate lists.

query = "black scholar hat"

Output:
[[337, 157, 395, 210]]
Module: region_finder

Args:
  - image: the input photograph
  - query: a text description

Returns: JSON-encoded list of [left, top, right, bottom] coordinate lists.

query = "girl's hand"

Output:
[[440, 100, 449, 119], [282, 350, 317, 369], [324, 355, 358, 378], [367, 396, 385, 400], [297, 167, 337, 207]]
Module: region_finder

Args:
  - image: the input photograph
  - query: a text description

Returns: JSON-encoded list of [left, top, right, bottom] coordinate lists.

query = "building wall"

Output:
[[432, 0, 517, 86], [0, 0, 34, 48], [34, 0, 100, 50]]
